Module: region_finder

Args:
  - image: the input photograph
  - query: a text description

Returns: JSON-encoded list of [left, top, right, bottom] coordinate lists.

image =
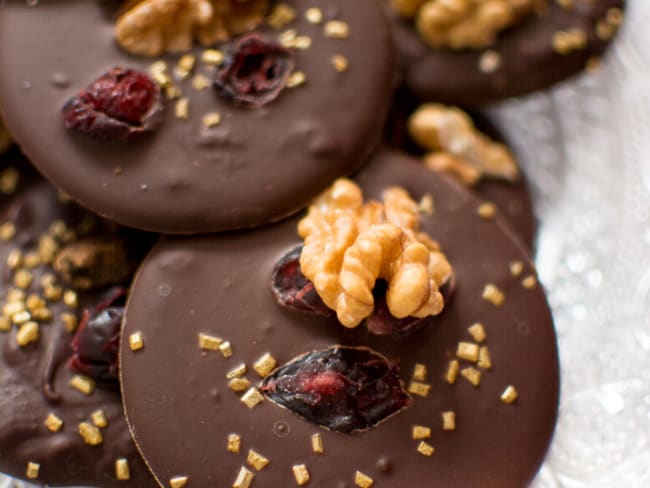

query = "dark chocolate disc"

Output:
[[0, 0, 395, 233], [0, 155, 156, 487], [120, 150, 559, 488], [387, 0, 625, 106]]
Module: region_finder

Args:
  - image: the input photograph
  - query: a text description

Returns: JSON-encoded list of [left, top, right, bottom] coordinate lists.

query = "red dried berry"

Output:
[[261, 346, 412, 433], [214, 33, 295, 107], [62, 67, 163, 141]]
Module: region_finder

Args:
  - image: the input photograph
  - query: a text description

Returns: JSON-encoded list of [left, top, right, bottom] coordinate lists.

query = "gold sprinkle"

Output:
[[501, 385, 518, 404], [482, 284, 505, 307], [26, 462, 40, 480], [412, 425, 431, 440], [253, 353, 277, 378], [165, 84, 182, 100], [305, 7, 323, 24], [233, 467, 255, 488], [44, 285, 63, 302], [282, 35, 312, 49], [311, 433, 324, 453], [247, 449, 270, 471], [468, 322, 487, 343], [23, 252, 41, 268], [510, 260, 524, 276], [354, 470, 374, 488], [44, 413, 64, 432], [219, 340, 233, 358], [278, 28, 297, 45], [14, 269, 33, 289], [63, 290, 78, 308], [201, 49, 225, 66], [479, 50, 501, 73], [227, 364, 247, 379], [324, 20, 349, 39], [408, 381, 431, 397], [0, 221, 16, 241], [38, 235, 59, 264], [175, 98, 189, 120], [461, 367, 482, 387], [331, 54, 348, 72], [31, 307, 53, 323], [457, 342, 480, 362], [48, 220, 66, 238], [12, 310, 32, 325], [70, 375, 96, 395], [417, 441, 435, 456], [91, 410, 108, 429], [4, 300, 24, 316], [0, 167, 19, 194], [287, 71, 307, 88], [446, 359, 460, 384], [6, 288, 25, 303], [192, 73, 210, 91], [522, 275, 538, 289], [478, 346, 492, 370], [477, 202, 497, 219], [61, 313, 78, 332], [169, 476, 189, 488], [292, 464, 310, 486], [175, 54, 196, 79], [7, 249, 23, 269], [442, 411, 456, 431], [129, 332, 145, 352], [412, 363, 427, 382], [227, 433, 241, 454], [198, 333, 222, 350], [78, 422, 103, 446], [418, 194, 434, 214], [240, 388, 264, 409], [0, 317, 10, 331], [202, 112, 222, 128], [150, 61, 171, 86], [115, 458, 130, 481], [16, 321, 39, 347], [228, 377, 251, 393], [267, 3, 297, 30]]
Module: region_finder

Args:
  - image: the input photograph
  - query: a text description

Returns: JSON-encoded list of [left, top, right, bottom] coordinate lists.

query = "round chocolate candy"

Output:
[[120, 150, 559, 488], [0, 0, 395, 233], [387, 0, 625, 106]]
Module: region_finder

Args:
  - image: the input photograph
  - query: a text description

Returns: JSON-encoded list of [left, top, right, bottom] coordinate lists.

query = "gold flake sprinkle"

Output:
[[78, 422, 103, 446], [91, 410, 108, 429], [324, 20, 349, 39], [202, 112, 222, 128], [522, 275, 537, 289], [228, 377, 251, 393], [63, 290, 78, 308], [478, 346, 492, 370], [0, 221, 16, 241], [201, 49, 225, 66], [44, 285, 63, 302], [6, 288, 25, 303], [468, 322, 487, 343], [13, 310, 32, 325], [24, 252, 41, 268], [479, 50, 501, 73], [552, 28, 588, 54], [165, 84, 182, 100], [278, 28, 297, 45], [311, 433, 324, 453], [150, 61, 171, 86], [442, 411, 456, 431], [418, 194, 434, 214], [287, 71, 307, 88], [417, 441, 435, 456], [0, 317, 10, 331], [305, 7, 323, 24], [412, 425, 431, 440], [268, 3, 297, 30], [26, 462, 40, 480], [192, 73, 210, 91], [482, 284, 505, 307], [16, 321, 39, 347], [39, 235, 59, 264], [4, 300, 25, 316], [227, 433, 242, 454], [61, 313, 78, 332], [7, 249, 23, 269], [31, 307, 53, 323], [198, 333, 222, 350], [461, 367, 482, 387], [501, 385, 518, 404], [457, 342, 480, 362], [129, 332, 144, 352], [408, 381, 431, 397], [45, 413, 64, 433], [175, 98, 189, 120], [169, 476, 189, 488], [283, 35, 312, 49], [354, 470, 374, 488], [233, 467, 255, 488], [331, 54, 348, 72], [412, 363, 427, 382], [247, 449, 270, 471], [175, 54, 196, 79], [227, 364, 247, 379], [70, 375, 96, 395], [477, 202, 497, 219], [115, 458, 130, 481], [14, 269, 33, 289], [219, 340, 233, 358], [240, 388, 264, 409], [253, 353, 277, 378], [446, 359, 460, 384], [509, 260, 524, 277], [292, 464, 310, 486]]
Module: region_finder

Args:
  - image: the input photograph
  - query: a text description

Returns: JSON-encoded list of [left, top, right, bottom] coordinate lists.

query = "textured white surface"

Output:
[[1, 2, 648, 488]]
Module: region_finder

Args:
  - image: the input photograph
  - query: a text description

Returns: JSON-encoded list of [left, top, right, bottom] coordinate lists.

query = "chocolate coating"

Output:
[[387, 0, 624, 106], [0, 159, 156, 487], [0, 0, 395, 233], [120, 150, 559, 488]]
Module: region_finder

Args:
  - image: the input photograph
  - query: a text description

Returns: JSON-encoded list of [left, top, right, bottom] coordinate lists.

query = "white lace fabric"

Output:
[[1, 2, 649, 488]]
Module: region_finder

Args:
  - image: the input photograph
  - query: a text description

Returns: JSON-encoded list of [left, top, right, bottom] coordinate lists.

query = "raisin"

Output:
[[62, 67, 163, 142], [214, 33, 295, 107], [260, 346, 412, 433], [68, 287, 126, 383]]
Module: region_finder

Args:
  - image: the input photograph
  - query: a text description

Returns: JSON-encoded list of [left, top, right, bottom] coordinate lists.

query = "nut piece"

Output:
[[410, 104, 519, 185], [299, 179, 452, 328], [115, 0, 270, 57]]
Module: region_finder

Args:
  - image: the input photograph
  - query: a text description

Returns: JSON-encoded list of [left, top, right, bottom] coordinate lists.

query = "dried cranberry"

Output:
[[62, 67, 163, 142], [68, 287, 126, 383], [261, 347, 412, 433], [214, 33, 295, 107]]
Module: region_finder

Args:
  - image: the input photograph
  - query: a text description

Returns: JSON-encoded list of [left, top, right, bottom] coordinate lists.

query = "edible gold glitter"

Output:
[[14, 269, 33, 289], [91, 410, 108, 429], [457, 342, 480, 362], [45, 413, 64, 433], [175, 98, 189, 120], [468, 323, 487, 343], [70, 375, 96, 395], [311, 433, 324, 453], [331, 54, 348, 72], [253, 353, 277, 378], [7, 249, 23, 269], [169, 476, 189, 488], [227, 433, 242, 454], [412, 363, 427, 382], [16, 321, 39, 347], [240, 388, 264, 409], [446, 359, 460, 384], [482, 284, 505, 307], [24, 252, 41, 268], [417, 441, 435, 456], [191, 74, 210, 91], [305, 7, 323, 24], [198, 333, 222, 350], [268, 3, 297, 29], [0, 317, 10, 331], [324, 20, 349, 39], [78, 422, 103, 446], [31, 307, 53, 322], [522, 275, 537, 289], [478, 346, 492, 370], [129, 332, 145, 352], [408, 381, 431, 397], [175, 54, 196, 79], [292, 464, 310, 486], [442, 411, 456, 431], [412, 425, 431, 440], [12, 310, 32, 325], [461, 367, 482, 387], [44, 285, 63, 302], [63, 290, 78, 308], [228, 377, 251, 393], [115, 458, 130, 481], [418, 194, 434, 214], [287, 71, 307, 88], [0, 221, 16, 241], [501, 385, 518, 404], [201, 49, 225, 66], [26, 462, 39, 480], [247, 449, 270, 471], [477, 202, 496, 219], [233, 467, 255, 488], [219, 340, 233, 358], [202, 112, 222, 128], [227, 364, 247, 379], [61, 313, 78, 332], [509, 261, 524, 277], [354, 471, 374, 488]]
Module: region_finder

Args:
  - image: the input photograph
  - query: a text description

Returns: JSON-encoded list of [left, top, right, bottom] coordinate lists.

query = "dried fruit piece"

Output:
[[260, 347, 412, 433], [62, 67, 163, 142], [214, 33, 295, 107]]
